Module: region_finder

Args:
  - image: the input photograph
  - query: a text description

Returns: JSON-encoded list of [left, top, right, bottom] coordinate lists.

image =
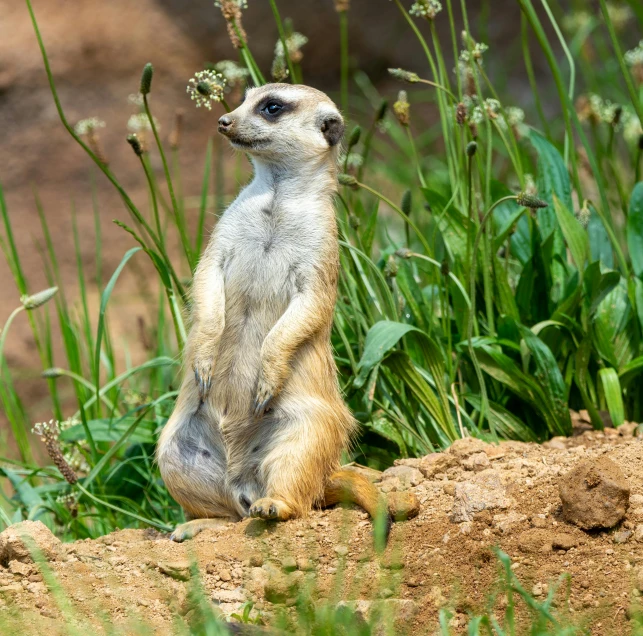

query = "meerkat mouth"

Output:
[[228, 137, 269, 150]]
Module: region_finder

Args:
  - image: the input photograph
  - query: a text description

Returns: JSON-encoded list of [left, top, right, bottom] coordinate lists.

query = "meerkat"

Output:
[[157, 83, 390, 542]]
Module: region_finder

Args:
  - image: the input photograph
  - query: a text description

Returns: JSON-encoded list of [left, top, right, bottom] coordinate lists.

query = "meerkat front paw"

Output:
[[253, 372, 279, 418], [193, 358, 213, 403]]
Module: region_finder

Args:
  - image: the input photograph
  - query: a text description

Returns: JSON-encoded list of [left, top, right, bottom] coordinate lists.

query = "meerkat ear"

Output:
[[321, 115, 345, 147]]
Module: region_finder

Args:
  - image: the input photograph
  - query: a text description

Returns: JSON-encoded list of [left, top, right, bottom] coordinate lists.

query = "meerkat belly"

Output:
[[211, 240, 299, 414]]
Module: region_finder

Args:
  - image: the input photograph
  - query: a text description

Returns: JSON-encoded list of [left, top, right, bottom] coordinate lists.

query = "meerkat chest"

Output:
[[219, 202, 323, 303]]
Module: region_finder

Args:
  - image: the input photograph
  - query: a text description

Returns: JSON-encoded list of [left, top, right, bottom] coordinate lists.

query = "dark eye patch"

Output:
[[257, 95, 295, 121]]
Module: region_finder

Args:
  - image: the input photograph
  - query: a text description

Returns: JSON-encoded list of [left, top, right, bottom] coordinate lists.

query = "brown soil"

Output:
[[1, 419, 642, 634]]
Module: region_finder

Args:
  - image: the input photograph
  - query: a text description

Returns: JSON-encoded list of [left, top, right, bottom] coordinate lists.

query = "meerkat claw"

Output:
[[249, 501, 278, 519], [253, 396, 273, 419], [193, 362, 212, 403]]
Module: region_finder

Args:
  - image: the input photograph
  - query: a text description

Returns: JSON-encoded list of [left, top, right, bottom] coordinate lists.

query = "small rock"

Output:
[[559, 456, 630, 530], [544, 437, 567, 450], [449, 437, 490, 458], [492, 512, 526, 534], [380, 465, 424, 489], [296, 557, 315, 572], [26, 581, 46, 595], [219, 568, 232, 582], [450, 471, 514, 523], [379, 477, 401, 493], [281, 556, 297, 572], [0, 521, 61, 565], [531, 516, 548, 529], [636, 568, 643, 593], [8, 560, 33, 577], [212, 588, 246, 604], [246, 567, 269, 597], [205, 562, 217, 574], [264, 565, 303, 605], [379, 587, 394, 599], [551, 533, 578, 551], [387, 491, 420, 521], [158, 559, 191, 581], [417, 453, 457, 479], [337, 599, 417, 626], [532, 582, 547, 597], [443, 482, 456, 496], [618, 422, 637, 437], [248, 553, 264, 567], [459, 522, 473, 535], [613, 530, 632, 544], [461, 452, 490, 472], [517, 529, 552, 554], [334, 545, 349, 557], [634, 524, 643, 543]]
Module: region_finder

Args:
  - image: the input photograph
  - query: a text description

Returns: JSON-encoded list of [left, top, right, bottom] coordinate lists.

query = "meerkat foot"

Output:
[[192, 359, 213, 403], [170, 517, 235, 542], [248, 498, 292, 521]]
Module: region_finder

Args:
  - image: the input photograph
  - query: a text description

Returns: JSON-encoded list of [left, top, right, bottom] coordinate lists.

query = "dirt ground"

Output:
[[1, 414, 642, 634]]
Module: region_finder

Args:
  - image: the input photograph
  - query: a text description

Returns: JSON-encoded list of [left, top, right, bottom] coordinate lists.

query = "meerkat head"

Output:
[[217, 83, 344, 165]]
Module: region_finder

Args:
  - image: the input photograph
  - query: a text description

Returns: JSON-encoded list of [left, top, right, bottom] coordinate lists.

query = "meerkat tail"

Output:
[[323, 469, 392, 543]]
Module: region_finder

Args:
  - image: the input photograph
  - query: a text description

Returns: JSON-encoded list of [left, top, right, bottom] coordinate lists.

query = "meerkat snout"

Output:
[[218, 114, 234, 134]]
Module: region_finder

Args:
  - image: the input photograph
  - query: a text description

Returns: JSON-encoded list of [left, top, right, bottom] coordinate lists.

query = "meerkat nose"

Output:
[[218, 115, 233, 134]]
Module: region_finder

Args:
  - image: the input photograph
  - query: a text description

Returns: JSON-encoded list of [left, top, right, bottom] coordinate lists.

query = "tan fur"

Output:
[[156, 84, 386, 541]]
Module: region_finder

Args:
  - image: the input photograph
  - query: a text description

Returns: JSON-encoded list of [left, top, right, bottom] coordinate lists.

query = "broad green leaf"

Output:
[[396, 261, 429, 332], [598, 368, 625, 427], [574, 338, 604, 430], [1, 468, 44, 510], [627, 182, 643, 278], [471, 343, 567, 436], [518, 325, 571, 435], [355, 321, 452, 435], [583, 262, 621, 317], [528, 131, 571, 273], [383, 351, 457, 442], [492, 205, 525, 254], [588, 205, 613, 268], [465, 395, 539, 442], [494, 257, 520, 320], [619, 355, 643, 387], [529, 131, 573, 212], [593, 283, 630, 367], [634, 277, 643, 334], [367, 415, 408, 456], [59, 418, 156, 445], [552, 195, 589, 270], [361, 199, 380, 257], [354, 321, 418, 388]]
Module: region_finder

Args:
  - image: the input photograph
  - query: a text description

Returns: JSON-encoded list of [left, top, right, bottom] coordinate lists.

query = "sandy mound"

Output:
[[1, 424, 642, 634]]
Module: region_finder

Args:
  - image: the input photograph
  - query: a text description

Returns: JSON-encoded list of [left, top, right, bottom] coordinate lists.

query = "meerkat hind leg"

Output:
[[170, 516, 237, 542]]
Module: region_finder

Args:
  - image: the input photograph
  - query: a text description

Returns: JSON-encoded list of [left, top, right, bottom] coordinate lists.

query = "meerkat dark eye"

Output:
[[262, 101, 284, 116]]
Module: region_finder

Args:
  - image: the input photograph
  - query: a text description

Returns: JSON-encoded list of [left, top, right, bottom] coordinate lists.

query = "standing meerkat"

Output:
[[157, 83, 390, 542]]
